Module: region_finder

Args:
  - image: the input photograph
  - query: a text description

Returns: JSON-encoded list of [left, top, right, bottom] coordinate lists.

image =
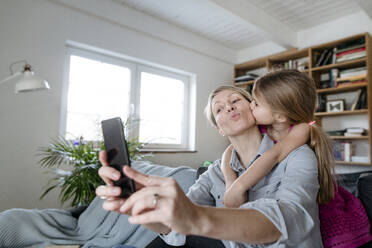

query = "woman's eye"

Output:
[[216, 108, 221, 113], [232, 99, 240, 104]]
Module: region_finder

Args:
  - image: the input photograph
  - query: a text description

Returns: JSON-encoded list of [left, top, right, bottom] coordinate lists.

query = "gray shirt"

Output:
[[161, 134, 323, 247]]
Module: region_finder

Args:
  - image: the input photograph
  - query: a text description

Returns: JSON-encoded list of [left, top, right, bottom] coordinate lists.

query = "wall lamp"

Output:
[[0, 60, 50, 93]]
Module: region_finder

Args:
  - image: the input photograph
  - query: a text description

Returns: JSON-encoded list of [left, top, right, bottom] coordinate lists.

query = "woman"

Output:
[[96, 85, 323, 247]]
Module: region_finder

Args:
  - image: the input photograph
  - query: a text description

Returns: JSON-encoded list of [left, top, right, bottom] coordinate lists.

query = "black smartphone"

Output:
[[101, 117, 136, 198]]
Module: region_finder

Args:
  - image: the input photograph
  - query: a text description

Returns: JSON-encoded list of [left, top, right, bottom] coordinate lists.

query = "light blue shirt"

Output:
[[161, 134, 323, 247]]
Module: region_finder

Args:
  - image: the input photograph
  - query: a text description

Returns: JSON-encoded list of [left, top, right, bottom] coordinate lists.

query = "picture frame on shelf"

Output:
[[326, 99, 344, 112]]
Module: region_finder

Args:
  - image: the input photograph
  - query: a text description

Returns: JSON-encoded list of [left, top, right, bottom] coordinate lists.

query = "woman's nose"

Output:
[[227, 105, 235, 112]]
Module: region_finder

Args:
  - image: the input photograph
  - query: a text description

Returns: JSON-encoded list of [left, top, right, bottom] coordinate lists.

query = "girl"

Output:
[[221, 69, 335, 208]]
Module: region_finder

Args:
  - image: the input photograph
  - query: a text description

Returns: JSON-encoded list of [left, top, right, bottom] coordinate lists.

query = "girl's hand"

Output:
[[119, 166, 201, 235], [223, 184, 247, 208]]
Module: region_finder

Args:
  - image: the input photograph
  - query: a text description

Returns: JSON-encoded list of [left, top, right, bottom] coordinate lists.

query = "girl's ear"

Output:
[[273, 113, 288, 123]]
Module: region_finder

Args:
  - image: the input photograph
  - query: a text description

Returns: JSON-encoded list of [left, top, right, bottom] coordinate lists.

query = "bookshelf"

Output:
[[234, 32, 372, 166]]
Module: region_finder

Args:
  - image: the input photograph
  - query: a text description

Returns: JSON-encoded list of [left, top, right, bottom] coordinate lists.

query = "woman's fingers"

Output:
[[102, 198, 126, 212], [123, 166, 168, 187], [98, 151, 121, 185], [128, 209, 164, 225], [130, 193, 160, 216], [96, 185, 122, 199], [120, 186, 163, 213]]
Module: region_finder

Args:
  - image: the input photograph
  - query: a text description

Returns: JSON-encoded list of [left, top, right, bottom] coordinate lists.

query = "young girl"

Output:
[[222, 69, 335, 208]]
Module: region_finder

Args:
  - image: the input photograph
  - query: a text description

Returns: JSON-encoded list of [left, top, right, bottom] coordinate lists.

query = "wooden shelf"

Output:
[[317, 82, 367, 94], [234, 33, 372, 167], [311, 57, 366, 72], [315, 109, 368, 117], [330, 136, 369, 140]]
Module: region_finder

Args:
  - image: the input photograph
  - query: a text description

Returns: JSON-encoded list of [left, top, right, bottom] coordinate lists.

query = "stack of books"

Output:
[[326, 129, 346, 136], [335, 37, 366, 63], [344, 127, 367, 137], [336, 66, 367, 87]]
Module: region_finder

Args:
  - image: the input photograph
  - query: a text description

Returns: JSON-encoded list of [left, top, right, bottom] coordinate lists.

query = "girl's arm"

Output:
[[221, 144, 237, 189], [224, 123, 310, 208]]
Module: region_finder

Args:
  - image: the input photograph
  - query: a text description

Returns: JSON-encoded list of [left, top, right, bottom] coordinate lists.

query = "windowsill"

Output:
[[139, 149, 197, 153]]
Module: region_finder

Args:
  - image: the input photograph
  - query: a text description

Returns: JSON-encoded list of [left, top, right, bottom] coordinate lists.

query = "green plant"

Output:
[[38, 120, 147, 207]]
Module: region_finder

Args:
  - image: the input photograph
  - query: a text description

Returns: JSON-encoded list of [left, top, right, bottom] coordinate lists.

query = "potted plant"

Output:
[[38, 119, 147, 207]]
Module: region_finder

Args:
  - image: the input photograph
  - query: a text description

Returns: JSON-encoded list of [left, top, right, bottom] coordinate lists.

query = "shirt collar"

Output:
[[230, 134, 274, 171]]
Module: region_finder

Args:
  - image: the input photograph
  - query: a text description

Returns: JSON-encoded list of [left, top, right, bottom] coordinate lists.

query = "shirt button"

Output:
[[217, 195, 220, 199]]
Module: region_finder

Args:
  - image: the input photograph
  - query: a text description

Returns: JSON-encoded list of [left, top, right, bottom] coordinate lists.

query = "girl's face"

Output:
[[250, 92, 275, 125], [211, 90, 255, 137]]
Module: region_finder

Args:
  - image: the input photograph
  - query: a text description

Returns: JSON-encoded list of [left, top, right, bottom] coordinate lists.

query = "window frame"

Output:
[[136, 64, 191, 150], [60, 45, 195, 152]]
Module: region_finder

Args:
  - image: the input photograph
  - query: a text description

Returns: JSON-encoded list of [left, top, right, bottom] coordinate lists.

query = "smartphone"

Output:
[[101, 117, 136, 198]]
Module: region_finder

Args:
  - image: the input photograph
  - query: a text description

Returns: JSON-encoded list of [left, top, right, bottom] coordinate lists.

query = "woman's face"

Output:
[[211, 89, 256, 137]]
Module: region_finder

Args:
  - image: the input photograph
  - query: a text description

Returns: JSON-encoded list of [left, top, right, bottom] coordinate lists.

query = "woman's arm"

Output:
[[224, 123, 310, 207], [220, 144, 237, 189], [120, 166, 281, 244]]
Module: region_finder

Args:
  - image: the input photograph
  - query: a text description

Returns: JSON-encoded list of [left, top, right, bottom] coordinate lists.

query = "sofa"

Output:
[[1, 162, 372, 248]]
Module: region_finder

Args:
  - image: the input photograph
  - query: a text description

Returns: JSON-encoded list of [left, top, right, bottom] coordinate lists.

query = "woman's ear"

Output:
[[216, 127, 225, 136]]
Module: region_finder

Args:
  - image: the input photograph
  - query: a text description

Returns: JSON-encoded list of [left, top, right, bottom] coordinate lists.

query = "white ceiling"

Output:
[[112, 0, 371, 50]]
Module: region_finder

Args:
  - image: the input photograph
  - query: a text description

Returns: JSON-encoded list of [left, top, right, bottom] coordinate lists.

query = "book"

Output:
[[316, 49, 329, 67], [336, 80, 367, 88], [235, 75, 257, 82], [336, 37, 365, 52], [346, 127, 366, 133], [344, 132, 364, 137], [336, 47, 366, 57], [336, 43, 365, 54], [317, 94, 327, 112], [344, 142, 351, 162], [331, 47, 337, 64], [327, 129, 346, 136], [329, 68, 339, 87], [336, 74, 367, 83], [336, 51, 366, 62], [351, 89, 362, 111], [322, 50, 333, 66], [339, 66, 366, 78], [356, 89, 367, 109], [332, 141, 346, 161]]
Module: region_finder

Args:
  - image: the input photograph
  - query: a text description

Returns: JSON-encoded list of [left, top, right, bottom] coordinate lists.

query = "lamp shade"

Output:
[[14, 70, 50, 93]]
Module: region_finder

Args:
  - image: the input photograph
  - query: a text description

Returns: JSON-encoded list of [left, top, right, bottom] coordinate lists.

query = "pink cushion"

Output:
[[319, 186, 372, 248]]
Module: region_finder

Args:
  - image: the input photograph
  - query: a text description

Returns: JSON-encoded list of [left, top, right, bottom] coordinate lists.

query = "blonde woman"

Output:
[[97, 81, 326, 247]]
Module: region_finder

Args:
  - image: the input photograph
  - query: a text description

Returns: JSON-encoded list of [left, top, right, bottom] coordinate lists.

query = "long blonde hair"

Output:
[[254, 69, 335, 204], [204, 85, 252, 127]]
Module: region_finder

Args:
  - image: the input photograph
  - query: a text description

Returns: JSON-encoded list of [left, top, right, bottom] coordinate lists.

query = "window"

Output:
[[61, 46, 195, 151]]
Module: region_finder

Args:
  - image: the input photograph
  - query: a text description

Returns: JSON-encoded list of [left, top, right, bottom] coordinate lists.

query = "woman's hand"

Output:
[[223, 183, 247, 208], [95, 151, 170, 234], [119, 166, 201, 235], [95, 151, 143, 212]]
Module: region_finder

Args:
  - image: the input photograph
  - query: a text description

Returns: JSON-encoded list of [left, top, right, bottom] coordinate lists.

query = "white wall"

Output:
[[0, 0, 233, 211], [237, 11, 372, 174]]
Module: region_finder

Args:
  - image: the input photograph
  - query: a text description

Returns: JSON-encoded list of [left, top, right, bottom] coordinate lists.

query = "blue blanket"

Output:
[[0, 161, 196, 248]]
